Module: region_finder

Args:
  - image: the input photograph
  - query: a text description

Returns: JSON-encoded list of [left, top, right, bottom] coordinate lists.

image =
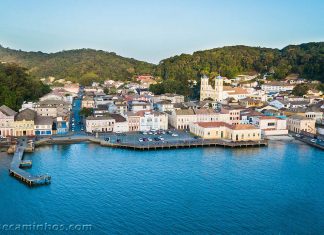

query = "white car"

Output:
[[311, 139, 316, 143], [148, 132, 153, 135], [159, 137, 165, 141], [172, 133, 178, 137], [139, 138, 143, 142], [296, 134, 301, 137], [142, 132, 147, 135], [148, 138, 153, 142], [115, 131, 122, 134]]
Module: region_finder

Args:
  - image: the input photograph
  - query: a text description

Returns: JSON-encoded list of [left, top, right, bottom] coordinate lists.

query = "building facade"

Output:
[[0, 105, 16, 137], [287, 115, 316, 134]]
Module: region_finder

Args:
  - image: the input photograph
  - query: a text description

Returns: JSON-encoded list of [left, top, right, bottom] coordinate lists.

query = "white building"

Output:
[[85, 116, 115, 133], [255, 116, 288, 136], [0, 105, 16, 137], [261, 82, 295, 93], [111, 114, 129, 133], [136, 110, 168, 131]]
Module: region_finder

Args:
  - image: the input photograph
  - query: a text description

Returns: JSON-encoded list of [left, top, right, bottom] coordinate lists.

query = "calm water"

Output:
[[0, 141, 323, 234]]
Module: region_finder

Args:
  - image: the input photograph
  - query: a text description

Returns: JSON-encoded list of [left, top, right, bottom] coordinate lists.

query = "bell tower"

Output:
[[214, 75, 223, 101]]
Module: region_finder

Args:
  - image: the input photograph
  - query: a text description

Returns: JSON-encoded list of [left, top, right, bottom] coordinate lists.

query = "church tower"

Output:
[[200, 75, 210, 101], [214, 75, 223, 101]]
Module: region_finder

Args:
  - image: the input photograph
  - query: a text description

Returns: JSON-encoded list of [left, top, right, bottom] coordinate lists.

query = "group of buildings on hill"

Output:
[[1, 74, 323, 143]]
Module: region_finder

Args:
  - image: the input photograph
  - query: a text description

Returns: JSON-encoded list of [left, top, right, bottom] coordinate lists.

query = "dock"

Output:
[[9, 138, 51, 186], [99, 139, 268, 150], [35, 135, 268, 150]]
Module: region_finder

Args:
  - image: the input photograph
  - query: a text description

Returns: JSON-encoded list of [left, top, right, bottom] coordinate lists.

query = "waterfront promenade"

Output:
[[34, 132, 268, 150]]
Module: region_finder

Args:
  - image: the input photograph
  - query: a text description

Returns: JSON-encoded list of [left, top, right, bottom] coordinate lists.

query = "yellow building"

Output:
[[287, 115, 316, 134], [14, 109, 36, 136], [190, 122, 261, 141]]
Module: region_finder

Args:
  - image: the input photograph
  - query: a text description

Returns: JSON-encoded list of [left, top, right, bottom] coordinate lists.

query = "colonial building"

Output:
[[261, 82, 295, 93], [190, 122, 261, 141], [82, 96, 95, 109], [168, 109, 197, 130], [110, 114, 129, 133], [34, 116, 53, 135], [155, 100, 174, 112], [14, 109, 37, 136], [220, 105, 244, 125], [126, 112, 141, 132], [255, 116, 288, 136], [34, 100, 71, 118], [0, 105, 16, 137], [135, 110, 168, 131], [85, 116, 115, 133], [287, 115, 316, 134], [194, 108, 230, 123]]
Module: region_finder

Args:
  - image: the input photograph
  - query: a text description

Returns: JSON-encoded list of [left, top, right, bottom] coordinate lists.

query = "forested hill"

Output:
[[0, 63, 50, 111], [0, 46, 154, 85], [155, 42, 324, 82], [0, 42, 323, 87]]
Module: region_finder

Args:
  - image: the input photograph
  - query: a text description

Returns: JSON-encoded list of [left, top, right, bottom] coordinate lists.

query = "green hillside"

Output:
[[0, 46, 155, 85], [150, 42, 323, 97], [0, 42, 323, 95], [0, 63, 51, 111]]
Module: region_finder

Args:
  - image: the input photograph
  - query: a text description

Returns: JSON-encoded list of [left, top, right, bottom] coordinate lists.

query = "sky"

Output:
[[0, 0, 323, 63]]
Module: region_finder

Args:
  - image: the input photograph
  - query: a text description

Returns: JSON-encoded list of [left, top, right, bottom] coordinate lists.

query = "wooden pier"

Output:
[[9, 139, 51, 186]]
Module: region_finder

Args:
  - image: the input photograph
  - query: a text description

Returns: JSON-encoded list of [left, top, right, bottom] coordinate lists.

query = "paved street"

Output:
[[70, 91, 84, 133]]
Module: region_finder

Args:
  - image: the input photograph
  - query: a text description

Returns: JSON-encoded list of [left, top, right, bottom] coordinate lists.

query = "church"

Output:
[[200, 75, 249, 101]]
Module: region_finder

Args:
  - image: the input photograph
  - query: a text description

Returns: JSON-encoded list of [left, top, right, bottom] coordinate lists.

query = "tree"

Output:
[[292, 84, 309, 96], [79, 107, 93, 117], [0, 63, 50, 110]]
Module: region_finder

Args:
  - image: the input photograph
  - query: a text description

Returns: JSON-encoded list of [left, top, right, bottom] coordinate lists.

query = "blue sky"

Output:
[[0, 0, 323, 63]]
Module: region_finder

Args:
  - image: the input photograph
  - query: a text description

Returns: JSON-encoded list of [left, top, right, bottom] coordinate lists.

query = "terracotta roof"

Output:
[[223, 86, 249, 94], [195, 122, 258, 130], [231, 124, 258, 130], [195, 121, 231, 128]]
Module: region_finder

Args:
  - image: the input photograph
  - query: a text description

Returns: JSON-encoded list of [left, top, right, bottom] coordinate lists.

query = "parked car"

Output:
[[139, 138, 143, 142], [311, 139, 316, 143], [296, 134, 301, 137], [172, 133, 178, 137], [148, 138, 153, 142]]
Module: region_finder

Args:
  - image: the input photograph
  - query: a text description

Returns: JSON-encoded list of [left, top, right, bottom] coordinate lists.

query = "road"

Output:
[[70, 91, 84, 133], [293, 133, 324, 150]]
